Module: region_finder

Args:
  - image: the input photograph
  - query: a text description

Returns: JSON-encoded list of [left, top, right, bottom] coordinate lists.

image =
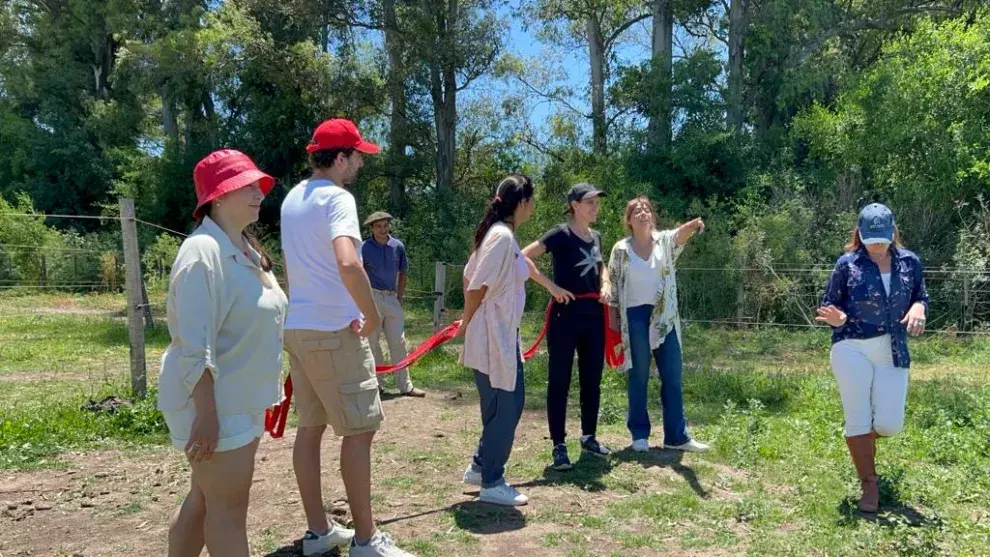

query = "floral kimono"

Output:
[[606, 229, 684, 372]]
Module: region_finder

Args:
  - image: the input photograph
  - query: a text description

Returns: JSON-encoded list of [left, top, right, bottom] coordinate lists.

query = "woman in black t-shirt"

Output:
[[522, 182, 613, 471]]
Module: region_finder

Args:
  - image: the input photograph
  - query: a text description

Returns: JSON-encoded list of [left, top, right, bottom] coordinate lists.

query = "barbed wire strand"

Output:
[[135, 219, 188, 238], [0, 212, 120, 221]]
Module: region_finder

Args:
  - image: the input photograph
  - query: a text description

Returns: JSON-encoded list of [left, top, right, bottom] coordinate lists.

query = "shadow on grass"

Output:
[[836, 475, 939, 528], [263, 540, 339, 557], [263, 500, 525, 555], [371, 499, 527, 535], [513, 450, 614, 493], [612, 447, 709, 498]]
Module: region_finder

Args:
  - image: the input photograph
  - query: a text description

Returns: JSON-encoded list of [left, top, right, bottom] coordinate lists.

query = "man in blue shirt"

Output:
[[362, 211, 426, 397]]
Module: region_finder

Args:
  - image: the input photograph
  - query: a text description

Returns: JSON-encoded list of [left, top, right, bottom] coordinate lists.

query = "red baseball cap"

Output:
[[306, 118, 381, 154], [193, 149, 275, 219]]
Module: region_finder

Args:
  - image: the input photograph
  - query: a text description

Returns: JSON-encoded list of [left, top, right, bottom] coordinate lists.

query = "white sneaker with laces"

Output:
[[462, 463, 482, 486], [666, 439, 710, 453], [479, 483, 529, 506], [301, 522, 355, 556], [630, 439, 650, 453], [349, 530, 416, 557]]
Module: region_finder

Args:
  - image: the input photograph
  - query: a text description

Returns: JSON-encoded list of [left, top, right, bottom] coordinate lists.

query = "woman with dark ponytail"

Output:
[[456, 175, 571, 507]]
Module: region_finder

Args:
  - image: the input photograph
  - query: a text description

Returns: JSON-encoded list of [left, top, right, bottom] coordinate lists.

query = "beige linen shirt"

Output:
[[157, 217, 288, 414], [459, 224, 526, 391]]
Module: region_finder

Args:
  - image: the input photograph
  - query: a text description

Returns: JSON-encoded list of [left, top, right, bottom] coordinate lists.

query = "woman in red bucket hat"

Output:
[[157, 149, 287, 556]]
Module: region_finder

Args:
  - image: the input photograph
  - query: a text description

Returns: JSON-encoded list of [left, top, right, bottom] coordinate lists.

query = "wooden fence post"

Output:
[[963, 273, 973, 331], [735, 253, 746, 325], [140, 279, 155, 329], [433, 261, 446, 332], [120, 198, 147, 399]]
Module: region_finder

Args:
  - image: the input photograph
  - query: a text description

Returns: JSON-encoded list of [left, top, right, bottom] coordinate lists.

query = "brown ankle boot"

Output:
[[845, 434, 879, 513]]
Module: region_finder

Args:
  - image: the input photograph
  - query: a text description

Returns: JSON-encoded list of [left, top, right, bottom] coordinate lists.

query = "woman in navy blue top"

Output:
[[817, 203, 929, 513]]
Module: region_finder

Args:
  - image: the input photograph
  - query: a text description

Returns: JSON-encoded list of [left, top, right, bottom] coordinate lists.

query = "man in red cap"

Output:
[[281, 119, 416, 557]]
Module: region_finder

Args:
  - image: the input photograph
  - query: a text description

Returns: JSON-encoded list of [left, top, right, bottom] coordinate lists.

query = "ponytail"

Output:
[[473, 175, 534, 250]]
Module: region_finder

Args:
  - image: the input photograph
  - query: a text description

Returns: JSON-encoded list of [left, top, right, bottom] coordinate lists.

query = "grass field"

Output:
[[2, 290, 990, 556]]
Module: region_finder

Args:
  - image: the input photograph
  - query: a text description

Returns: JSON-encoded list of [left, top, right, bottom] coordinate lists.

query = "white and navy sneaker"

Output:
[[302, 521, 355, 556], [551, 443, 572, 471], [580, 436, 613, 456], [630, 439, 650, 453]]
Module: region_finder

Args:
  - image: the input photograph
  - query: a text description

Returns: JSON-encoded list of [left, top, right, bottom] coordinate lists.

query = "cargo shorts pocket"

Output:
[[338, 377, 383, 430], [298, 337, 343, 382]]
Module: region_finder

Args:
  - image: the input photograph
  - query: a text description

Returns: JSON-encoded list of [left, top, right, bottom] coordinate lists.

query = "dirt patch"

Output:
[[0, 391, 733, 556]]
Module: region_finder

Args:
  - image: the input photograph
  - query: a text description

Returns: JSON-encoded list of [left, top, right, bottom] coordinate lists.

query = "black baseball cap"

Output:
[[565, 182, 606, 213]]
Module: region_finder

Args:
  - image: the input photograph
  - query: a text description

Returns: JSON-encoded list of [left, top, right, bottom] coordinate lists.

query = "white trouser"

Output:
[[830, 335, 909, 437], [370, 289, 414, 393]]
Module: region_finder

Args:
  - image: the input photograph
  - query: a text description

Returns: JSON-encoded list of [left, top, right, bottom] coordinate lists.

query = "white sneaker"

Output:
[[462, 463, 482, 486], [666, 439, 710, 453], [349, 530, 416, 557], [302, 522, 355, 555], [479, 483, 529, 506], [630, 439, 650, 453]]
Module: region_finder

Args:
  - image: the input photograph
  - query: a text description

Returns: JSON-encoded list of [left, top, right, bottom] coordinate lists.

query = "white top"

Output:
[[157, 217, 288, 415], [626, 243, 664, 307], [881, 272, 891, 295], [460, 223, 527, 391], [281, 179, 363, 332]]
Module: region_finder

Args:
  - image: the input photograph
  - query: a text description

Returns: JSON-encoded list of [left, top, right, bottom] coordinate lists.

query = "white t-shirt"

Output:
[[281, 179, 362, 332], [881, 273, 891, 295], [626, 244, 664, 307]]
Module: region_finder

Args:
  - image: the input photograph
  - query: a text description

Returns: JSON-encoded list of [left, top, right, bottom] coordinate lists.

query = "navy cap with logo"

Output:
[[565, 183, 606, 213], [858, 203, 896, 245]]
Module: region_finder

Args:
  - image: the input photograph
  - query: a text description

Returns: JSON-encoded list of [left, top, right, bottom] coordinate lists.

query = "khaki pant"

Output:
[[370, 289, 414, 393], [284, 328, 384, 437]]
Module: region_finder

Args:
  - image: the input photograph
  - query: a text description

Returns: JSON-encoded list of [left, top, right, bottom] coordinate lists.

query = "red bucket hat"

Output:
[[193, 149, 275, 219], [306, 118, 381, 154]]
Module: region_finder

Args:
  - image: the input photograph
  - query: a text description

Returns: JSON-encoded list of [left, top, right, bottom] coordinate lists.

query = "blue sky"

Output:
[[461, 1, 657, 133], [460, 2, 715, 139]]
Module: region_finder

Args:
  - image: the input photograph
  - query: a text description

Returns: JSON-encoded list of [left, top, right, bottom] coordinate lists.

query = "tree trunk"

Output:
[[384, 0, 408, 214], [92, 35, 116, 98], [430, 0, 458, 193], [727, 0, 747, 132], [648, 0, 673, 152], [160, 86, 179, 141], [587, 16, 607, 155], [435, 96, 456, 193]]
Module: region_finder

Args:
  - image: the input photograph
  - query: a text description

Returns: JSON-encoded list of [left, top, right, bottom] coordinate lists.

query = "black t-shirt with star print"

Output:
[[539, 224, 604, 315]]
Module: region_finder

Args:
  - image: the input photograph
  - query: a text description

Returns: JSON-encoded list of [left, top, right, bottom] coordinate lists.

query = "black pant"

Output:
[[546, 304, 605, 445]]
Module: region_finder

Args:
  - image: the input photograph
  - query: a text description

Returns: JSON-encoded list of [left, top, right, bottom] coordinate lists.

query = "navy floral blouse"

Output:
[[821, 247, 930, 368]]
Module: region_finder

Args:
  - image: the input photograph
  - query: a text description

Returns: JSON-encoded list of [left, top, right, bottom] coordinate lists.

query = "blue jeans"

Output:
[[626, 305, 690, 446], [470, 352, 525, 488]]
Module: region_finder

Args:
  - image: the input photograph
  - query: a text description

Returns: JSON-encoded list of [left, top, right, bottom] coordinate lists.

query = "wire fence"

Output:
[[433, 262, 990, 335], [3, 210, 989, 335]]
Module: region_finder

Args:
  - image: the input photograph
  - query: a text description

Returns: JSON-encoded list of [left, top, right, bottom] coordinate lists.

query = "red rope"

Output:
[[521, 293, 624, 368], [265, 294, 623, 438]]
